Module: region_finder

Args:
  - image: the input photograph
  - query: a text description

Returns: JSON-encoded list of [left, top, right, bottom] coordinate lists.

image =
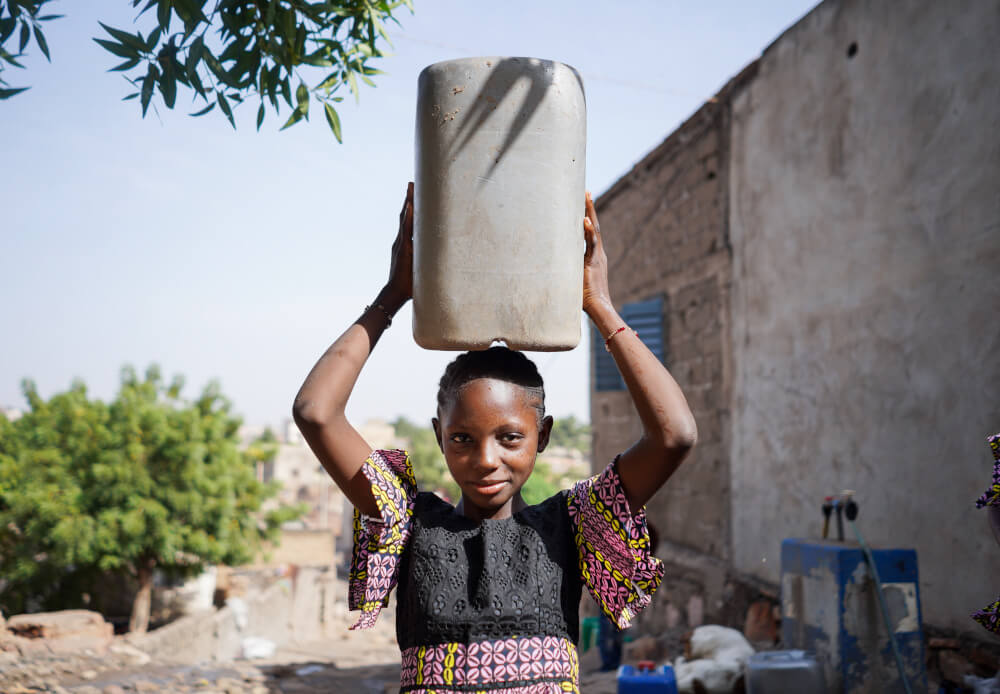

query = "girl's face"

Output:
[[433, 377, 553, 522]]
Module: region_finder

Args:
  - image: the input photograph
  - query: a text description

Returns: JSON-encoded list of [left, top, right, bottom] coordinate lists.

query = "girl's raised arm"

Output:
[[292, 183, 414, 518], [582, 192, 698, 512]]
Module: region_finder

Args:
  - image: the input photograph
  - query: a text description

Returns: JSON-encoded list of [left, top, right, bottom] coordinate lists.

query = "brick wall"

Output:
[[592, 64, 755, 561], [589, 65, 757, 632]]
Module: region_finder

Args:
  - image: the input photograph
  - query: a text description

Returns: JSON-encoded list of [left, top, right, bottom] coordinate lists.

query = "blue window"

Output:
[[593, 295, 666, 392]]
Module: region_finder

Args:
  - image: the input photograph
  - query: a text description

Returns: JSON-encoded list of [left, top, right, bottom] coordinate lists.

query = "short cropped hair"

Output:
[[437, 347, 545, 425]]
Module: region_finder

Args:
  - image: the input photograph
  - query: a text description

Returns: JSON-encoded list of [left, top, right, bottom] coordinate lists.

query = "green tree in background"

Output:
[[519, 460, 559, 506], [391, 416, 459, 501], [547, 415, 591, 454], [0, 0, 413, 141], [0, 366, 301, 633]]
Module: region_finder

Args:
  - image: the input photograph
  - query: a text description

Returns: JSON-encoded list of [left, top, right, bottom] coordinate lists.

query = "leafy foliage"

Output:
[[519, 460, 559, 506], [0, 365, 301, 624], [0, 0, 413, 140], [391, 416, 458, 501], [0, 0, 61, 99], [547, 414, 591, 454]]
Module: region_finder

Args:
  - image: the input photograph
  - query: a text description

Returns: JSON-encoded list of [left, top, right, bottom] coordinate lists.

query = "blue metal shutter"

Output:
[[624, 296, 666, 364], [593, 295, 665, 392], [593, 325, 624, 391]]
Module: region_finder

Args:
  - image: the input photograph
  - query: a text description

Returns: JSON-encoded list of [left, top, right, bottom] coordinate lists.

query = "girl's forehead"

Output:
[[441, 378, 539, 420]]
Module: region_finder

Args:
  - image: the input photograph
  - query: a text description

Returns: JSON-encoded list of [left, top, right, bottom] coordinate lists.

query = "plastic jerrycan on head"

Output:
[[413, 57, 586, 351]]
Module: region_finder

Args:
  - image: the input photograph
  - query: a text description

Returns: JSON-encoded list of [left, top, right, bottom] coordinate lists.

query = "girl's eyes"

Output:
[[447, 433, 525, 445]]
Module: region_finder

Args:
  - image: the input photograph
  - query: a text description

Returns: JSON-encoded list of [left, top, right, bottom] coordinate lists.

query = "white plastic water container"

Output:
[[413, 57, 587, 351]]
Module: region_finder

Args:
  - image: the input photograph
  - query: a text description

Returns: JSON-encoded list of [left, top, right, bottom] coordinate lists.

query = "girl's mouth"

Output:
[[472, 480, 507, 495]]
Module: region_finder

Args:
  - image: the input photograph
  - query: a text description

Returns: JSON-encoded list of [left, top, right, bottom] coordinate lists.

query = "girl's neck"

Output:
[[455, 492, 527, 522]]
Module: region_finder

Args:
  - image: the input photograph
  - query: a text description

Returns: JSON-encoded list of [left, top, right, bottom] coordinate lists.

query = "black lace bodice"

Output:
[[395, 491, 583, 649]]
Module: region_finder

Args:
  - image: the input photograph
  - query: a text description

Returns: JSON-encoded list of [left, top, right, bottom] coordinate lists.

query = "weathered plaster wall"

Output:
[[728, 0, 1000, 630]]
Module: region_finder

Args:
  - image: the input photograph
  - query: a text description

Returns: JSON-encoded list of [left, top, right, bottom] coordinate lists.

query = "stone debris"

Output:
[[5, 611, 114, 656]]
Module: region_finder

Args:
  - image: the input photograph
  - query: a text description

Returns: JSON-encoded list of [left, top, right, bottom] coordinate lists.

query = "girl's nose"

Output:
[[474, 441, 500, 470]]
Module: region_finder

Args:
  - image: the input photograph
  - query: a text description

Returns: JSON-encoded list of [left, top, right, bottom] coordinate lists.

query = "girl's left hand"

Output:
[[582, 191, 612, 317]]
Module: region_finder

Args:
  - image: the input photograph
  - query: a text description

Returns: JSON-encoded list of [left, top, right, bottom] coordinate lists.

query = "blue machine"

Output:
[[617, 663, 678, 693], [780, 538, 927, 693]]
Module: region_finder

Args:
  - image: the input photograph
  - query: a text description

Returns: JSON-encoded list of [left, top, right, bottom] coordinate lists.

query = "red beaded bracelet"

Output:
[[604, 325, 637, 351]]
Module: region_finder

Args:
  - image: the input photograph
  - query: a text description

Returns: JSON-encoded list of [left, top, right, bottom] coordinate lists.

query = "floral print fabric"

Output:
[[400, 635, 579, 693], [972, 433, 1000, 635], [974, 433, 1000, 509], [348, 449, 418, 630], [566, 455, 664, 630]]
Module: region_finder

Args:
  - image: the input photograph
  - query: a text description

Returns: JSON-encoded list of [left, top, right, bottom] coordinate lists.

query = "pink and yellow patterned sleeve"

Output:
[[567, 456, 664, 630], [347, 449, 418, 630]]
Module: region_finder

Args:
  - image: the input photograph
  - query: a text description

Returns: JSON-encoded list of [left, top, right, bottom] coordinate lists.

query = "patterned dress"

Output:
[[348, 449, 663, 693], [972, 432, 1000, 635]]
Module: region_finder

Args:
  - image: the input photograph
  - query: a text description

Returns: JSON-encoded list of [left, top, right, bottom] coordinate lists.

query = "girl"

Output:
[[293, 183, 697, 693]]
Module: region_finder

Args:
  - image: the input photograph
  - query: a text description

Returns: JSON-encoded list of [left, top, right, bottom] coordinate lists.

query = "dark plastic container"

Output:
[[617, 662, 678, 693], [746, 650, 826, 694]]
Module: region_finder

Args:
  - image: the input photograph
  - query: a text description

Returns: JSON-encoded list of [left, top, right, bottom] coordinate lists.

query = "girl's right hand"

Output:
[[582, 191, 613, 317], [383, 182, 414, 305]]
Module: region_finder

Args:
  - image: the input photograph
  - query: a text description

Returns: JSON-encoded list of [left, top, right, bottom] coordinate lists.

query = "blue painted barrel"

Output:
[[616, 663, 678, 693]]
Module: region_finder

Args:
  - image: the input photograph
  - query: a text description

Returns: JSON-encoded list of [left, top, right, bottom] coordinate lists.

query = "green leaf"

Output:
[[38, 14, 66, 22], [256, 103, 264, 130], [279, 108, 304, 131], [0, 46, 25, 68], [94, 38, 138, 61], [0, 18, 16, 44], [295, 80, 308, 118], [187, 35, 204, 71], [18, 21, 28, 52], [122, 92, 140, 101], [33, 25, 49, 61], [145, 26, 162, 52], [324, 102, 342, 143], [316, 70, 340, 93], [159, 65, 176, 108], [140, 65, 158, 116], [99, 22, 148, 53], [109, 57, 141, 72], [157, 1, 171, 30], [190, 101, 215, 116], [279, 77, 292, 108], [0, 86, 29, 99], [216, 91, 235, 128]]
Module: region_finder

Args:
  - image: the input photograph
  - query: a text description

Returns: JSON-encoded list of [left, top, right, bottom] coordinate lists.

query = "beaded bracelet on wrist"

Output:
[[365, 302, 394, 327]]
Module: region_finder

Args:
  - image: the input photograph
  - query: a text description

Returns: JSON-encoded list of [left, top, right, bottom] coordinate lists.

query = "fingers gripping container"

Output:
[[617, 663, 678, 693], [413, 57, 587, 351], [746, 650, 826, 694]]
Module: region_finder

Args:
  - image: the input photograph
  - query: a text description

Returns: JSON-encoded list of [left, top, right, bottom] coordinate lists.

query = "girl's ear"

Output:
[[537, 415, 554, 453], [432, 417, 444, 452]]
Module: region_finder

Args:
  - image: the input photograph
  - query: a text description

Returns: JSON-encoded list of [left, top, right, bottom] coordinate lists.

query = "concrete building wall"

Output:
[[592, 0, 1000, 636], [727, 0, 1000, 630]]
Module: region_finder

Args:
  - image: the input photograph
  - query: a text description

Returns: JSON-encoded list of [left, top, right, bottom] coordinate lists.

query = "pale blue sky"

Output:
[[1, 0, 817, 431]]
